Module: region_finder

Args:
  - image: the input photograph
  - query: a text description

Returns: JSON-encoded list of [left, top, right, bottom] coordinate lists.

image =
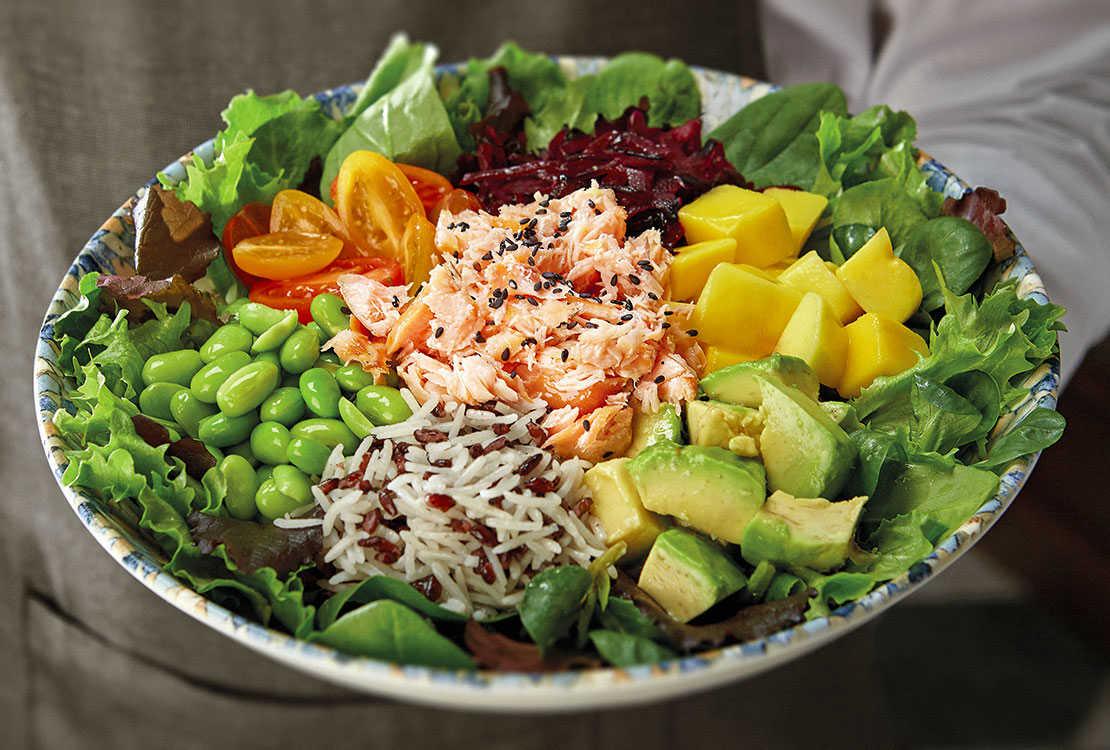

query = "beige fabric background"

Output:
[[2, 1, 1107, 748]]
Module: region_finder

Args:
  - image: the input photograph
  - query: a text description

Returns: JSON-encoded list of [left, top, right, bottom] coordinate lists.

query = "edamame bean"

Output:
[[251, 309, 299, 353], [199, 323, 254, 363], [259, 386, 306, 426], [354, 385, 412, 426], [237, 302, 288, 335], [304, 321, 325, 339], [225, 439, 259, 467], [138, 382, 185, 421], [271, 464, 313, 505], [255, 478, 309, 520], [190, 350, 252, 403], [219, 454, 259, 520], [255, 463, 275, 485], [299, 367, 341, 418], [279, 326, 320, 375], [169, 388, 217, 439], [254, 350, 281, 368], [250, 421, 292, 466], [216, 360, 280, 417], [197, 411, 260, 448], [309, 292, 350, 338], [141, 349, 205, 387], [338, 396, 375, 440], [334, 363, 376, 392], [286, 436, 332, 475], [290, 418, 358, 454]]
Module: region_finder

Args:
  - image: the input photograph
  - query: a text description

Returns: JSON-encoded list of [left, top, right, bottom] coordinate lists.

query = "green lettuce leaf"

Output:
[[581, 52, 700, 129]]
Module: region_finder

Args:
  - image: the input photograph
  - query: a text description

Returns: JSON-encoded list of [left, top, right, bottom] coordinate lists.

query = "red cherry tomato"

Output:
[[248, 256, 404, 323], [221, 202, 272, 287], [396, 163, 453, 216]]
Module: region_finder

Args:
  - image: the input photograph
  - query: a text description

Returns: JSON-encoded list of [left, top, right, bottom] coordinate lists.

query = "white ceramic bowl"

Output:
[[33, 59, 1061, 712]]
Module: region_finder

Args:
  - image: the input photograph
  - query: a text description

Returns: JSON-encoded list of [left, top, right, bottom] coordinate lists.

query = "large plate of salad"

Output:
[[34, 37, 1066, 711]]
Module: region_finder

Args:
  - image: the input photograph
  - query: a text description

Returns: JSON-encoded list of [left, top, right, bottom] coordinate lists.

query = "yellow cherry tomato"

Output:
[[232, 231, 343, 280], [401, 212, 437, 288], [270, 189, 357, 254], [334, 151, 425, 262]]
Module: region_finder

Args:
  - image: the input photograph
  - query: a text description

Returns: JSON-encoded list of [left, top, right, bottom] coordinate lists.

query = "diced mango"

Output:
[[778, 251, 864, 325], [692, 263, 803, 359], [838, 313, 930, 398], [774, 292, 848, 389], [669, 238, 738, 302], [584, 458, 666, 559], [835, 227, 923, 323], [763, 187, 829, 254], [703, 345, 755, 373], [678, 185, 794, 267]]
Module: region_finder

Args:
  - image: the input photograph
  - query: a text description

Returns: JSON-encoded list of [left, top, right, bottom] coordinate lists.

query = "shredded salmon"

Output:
[[331, 184, 703, 460]]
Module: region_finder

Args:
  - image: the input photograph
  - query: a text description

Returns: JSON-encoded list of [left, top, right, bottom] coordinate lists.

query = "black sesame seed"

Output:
[[519, 218, 530, 225], [620, 313, 633, 321], [527, 297, 540, 307], [457, 222, 469, 231], [475, 332, 486, 343], [501, 348, 511, 361], [523, 337, 537, 346], [582, 419, 591, 431], [539, 198, 551, 207], [587, 199, 596, 208], [629, 274, 641, 285], [489, 296, 504, 310], [533, 282, 544, 292], [446, 222, 456, 230], [481, 251, 493, 261], [435, 327, 444, 338], [654, 375, 665, 384], [527, 256, 535, 266], [508, 279, 517, 290], [664, 310, 674, 316], [560, 349, 569, 362], [535, 208, 547, 215], [662, 322, 671, 329], [647, 292, 659, 301], [609, 274, 618, 286], [687, 329, 698, 336], [602, 451, 614, 459], [638, 260, 654, 271]]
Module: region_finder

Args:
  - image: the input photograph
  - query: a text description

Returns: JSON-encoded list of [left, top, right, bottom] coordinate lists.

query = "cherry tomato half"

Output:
[[334, 151, 425, 261], [221, 202, 272, 286], [428, 188, 482, 225], [248, 256, 404, 323], [396, 163, 453, 216], [232, 231, 343, 280], [270, 189, 357, 255]]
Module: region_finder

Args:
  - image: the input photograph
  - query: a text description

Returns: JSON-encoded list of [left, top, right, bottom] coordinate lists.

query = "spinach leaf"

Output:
[[519, 565, 592, 651], [597, 597, 667, 642], [316, 575, 466, 630], [847, 427, 909, 499], [588, 630, 676, 667], [973, 407, 1066, 473], [908, 372, 1000, 455], [316, 599, 474, 670], [900, 217, 993, 311], [829, 178, 929, 261], [708, 82, 847, 189]]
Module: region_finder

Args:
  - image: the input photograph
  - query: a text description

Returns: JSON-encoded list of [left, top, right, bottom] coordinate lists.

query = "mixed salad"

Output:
[[50, 36, 1066, 671]]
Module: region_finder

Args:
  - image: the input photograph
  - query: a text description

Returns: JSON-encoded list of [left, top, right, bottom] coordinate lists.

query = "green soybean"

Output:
[[338, 396, 375, 440], [190, 350, 252, 404], [279, 326, 321, 375], [141, 349, 204, 387], [237, 302, 288, 335], [310, 292, 350, 338], [334, 364, 376, 392], [354, 385, 412, 426], [225, 439, 259, 467], [251, 309, 300, 353], [216, 360, 280, 417], [197, 411, 260, 448], [286, 436, 333, 475], [259, 386, 306, 426], [219, 454, 259, 520], [290, 418, 358, 454], [255, 479, 309, 520], [138, 382, 186, 421], [254, 351, 281, 368], [271, 464, 314, 505], [312, 351, 341, 375], [299, 367, 341, 418], [250, 421, 292, 466], [303, 321, 325, 339], [199, 323, 254, 363], [255, 463, 275, 485], [169, 389, 217, 439]]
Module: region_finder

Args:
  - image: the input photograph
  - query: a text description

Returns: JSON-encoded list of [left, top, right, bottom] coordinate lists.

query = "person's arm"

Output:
[[762, 0, 1110, 384]]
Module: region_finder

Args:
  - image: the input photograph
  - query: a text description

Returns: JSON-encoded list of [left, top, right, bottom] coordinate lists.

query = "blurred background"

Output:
[[2, 1, 1107, 748]]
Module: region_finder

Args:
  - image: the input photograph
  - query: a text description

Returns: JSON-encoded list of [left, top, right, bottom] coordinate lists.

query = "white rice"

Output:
[[274, 393, 606, 618]]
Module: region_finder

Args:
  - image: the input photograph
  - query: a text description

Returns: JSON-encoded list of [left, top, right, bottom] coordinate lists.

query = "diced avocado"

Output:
[[756, 375, 857, 498], [626, 403, 683, 458], [627, 441, 766, 544], [740, 490, 867, 572], [699, 354, 819, 407], [820, 400, 862, 432], [584, 458, 666, 559], [638, 528, 748, 622], [686, 400, 763, 456]]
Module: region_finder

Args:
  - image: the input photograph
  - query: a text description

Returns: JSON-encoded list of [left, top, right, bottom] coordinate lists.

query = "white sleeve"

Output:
[[762, 0, 1110, 384]]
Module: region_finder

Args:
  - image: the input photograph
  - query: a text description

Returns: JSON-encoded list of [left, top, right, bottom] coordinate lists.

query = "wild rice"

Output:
[[275, 392, 606, 617]]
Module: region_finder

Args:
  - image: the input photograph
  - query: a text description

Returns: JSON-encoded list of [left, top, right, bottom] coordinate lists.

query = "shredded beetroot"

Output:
[[453, 72, 747, 248]]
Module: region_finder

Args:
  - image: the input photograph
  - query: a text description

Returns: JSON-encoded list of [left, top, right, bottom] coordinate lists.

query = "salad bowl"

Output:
[[33, 58, 1061, 712]]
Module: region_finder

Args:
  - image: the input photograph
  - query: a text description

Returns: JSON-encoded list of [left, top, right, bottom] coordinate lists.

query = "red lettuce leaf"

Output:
[[942, 186, 1016, 261], [97, 273, 221, 326], [132, 183, 221, 282], [187, 511, 323, 577]]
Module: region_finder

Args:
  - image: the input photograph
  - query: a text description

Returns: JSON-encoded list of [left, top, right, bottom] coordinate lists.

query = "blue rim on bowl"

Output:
[[33, 60, 1060, 712]]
